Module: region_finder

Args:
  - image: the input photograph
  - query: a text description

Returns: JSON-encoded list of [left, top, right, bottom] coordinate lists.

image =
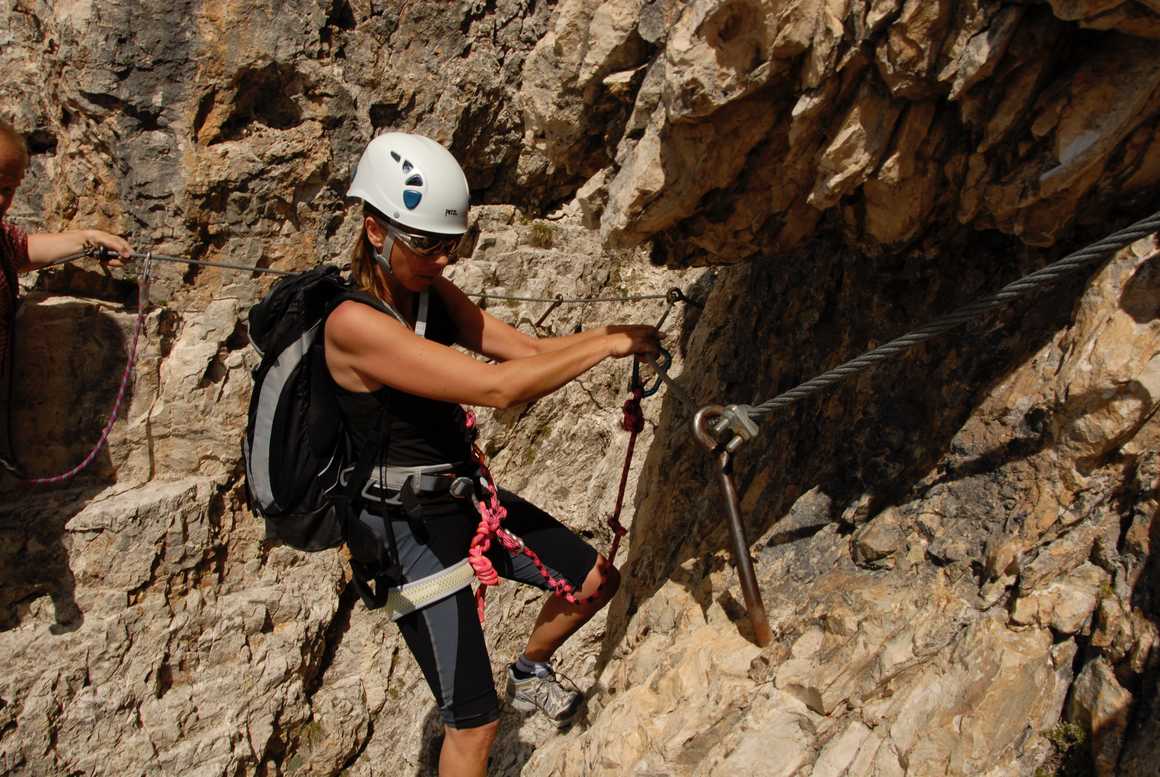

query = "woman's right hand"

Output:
[[604, 325, 662, 358]]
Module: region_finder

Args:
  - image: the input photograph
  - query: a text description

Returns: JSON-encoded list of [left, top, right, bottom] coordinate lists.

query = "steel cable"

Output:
[[41, 249, 680, 304], [743, 210, 1160, 423]]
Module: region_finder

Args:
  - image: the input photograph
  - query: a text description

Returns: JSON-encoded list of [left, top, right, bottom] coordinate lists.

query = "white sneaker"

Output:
[[506, 663, 582, 726]]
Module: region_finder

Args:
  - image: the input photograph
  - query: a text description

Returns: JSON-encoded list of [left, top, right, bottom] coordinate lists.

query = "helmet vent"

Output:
[[390, 151, 401, 162], [403, 190, 422, 209], [405, 174, 423, 186], [402, 160, 413, 173]]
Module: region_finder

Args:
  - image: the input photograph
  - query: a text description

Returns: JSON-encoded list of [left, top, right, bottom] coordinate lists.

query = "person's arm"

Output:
[[325, 299, 659, 409], [434, 276, 646, 361], [21, 229, 131, 272]]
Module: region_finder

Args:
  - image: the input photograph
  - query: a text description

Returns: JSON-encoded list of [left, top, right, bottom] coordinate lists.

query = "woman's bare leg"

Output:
[[522, 555, 620, 662], [440, 720, 498, 777]]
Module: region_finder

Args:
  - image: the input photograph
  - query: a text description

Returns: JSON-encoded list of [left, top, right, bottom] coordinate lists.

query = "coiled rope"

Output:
[[463, 410, 607, 622]]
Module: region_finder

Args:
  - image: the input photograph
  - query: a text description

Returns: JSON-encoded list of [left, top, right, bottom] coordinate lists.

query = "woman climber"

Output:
[[0, 117, 133, 360], [325, 132, 660, 776]]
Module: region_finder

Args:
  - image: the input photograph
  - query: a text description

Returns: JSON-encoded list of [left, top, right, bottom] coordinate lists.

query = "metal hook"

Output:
[[654, 288, 687, 331], [534, 294, 564, 329], [631, 347, 672, 397]]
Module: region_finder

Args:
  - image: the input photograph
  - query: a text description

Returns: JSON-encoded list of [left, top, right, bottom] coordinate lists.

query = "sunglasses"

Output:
[[386, 223, 463, 259]]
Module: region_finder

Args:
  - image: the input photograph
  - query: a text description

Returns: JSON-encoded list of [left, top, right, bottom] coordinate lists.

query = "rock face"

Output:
[[2, 2, 1159, 776]]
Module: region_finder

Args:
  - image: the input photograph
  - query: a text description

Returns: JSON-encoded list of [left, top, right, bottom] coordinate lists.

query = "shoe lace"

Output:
[[536, 666, 580, 705]]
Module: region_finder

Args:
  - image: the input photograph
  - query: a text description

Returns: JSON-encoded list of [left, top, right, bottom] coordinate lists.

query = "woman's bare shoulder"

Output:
[[325, 298, 405, 344]]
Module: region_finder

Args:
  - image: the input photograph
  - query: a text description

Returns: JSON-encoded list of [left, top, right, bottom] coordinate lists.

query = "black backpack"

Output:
[[243, 265, 386, 552]]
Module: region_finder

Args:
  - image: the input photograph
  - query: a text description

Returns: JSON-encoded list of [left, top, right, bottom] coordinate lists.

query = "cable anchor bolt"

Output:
[[691, 404, 773, 647], [709, 404, 760, 454], [534, 294, 564, 329]]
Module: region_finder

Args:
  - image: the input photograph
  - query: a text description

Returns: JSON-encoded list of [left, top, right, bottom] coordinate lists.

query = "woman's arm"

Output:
[[325, 299, 658, 409], [435, 277, 640, 361], [22, 229, 131, 272]]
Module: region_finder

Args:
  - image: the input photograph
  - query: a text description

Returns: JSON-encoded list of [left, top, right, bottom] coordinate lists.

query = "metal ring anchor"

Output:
[[693, 404, 773, 647], [654, 288, 686, 331]]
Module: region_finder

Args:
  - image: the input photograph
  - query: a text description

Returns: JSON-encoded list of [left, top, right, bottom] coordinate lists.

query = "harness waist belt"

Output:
[[361, 462, 465, 500], [385, 558, 476, 620]]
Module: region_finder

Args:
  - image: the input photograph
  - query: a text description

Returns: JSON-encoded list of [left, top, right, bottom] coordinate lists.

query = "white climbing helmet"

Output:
[[347, 132, 470, 235]]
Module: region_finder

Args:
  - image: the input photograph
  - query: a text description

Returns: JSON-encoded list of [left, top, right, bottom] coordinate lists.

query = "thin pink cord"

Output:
[[12, 254, 152, 485]]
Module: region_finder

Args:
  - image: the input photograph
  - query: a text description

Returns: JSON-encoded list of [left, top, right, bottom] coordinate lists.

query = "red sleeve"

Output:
[[0, 223, 24, 357], [0, 221, 29, 280]]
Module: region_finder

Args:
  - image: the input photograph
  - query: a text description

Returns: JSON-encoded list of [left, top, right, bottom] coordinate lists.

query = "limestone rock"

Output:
[[851, 508, 904, 569], [1069, 658, 1134, 777], [3, 2, 1160, 776], [1010, 561, 1107, 635]]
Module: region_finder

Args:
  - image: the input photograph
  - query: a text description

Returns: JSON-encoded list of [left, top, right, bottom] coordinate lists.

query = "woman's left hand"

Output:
[[85, 229, 133, 268]]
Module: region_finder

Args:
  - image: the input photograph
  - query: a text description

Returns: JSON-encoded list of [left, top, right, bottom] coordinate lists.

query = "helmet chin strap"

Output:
[[372, 233, 396, 276]]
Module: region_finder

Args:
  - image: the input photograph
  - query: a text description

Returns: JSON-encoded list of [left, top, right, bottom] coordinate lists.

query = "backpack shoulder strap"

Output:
[[332, 288, 432, 339], [332, 289, 406, 326]]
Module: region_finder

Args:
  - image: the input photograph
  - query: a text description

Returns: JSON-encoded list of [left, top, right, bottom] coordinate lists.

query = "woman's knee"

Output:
[[444, 718, 499, 751], [581, 555, 620, 605]]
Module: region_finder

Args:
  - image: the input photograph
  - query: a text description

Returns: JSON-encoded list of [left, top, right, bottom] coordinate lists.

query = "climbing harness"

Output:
[[2, 250, 155, 484], [379, 559, 478, 620]]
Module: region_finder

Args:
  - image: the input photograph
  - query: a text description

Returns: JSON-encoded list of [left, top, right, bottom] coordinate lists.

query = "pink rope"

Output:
[[4, 254, 153, 485], [463, 406, 615, 623]]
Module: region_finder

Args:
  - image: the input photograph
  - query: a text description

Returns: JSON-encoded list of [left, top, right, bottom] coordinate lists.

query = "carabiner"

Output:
[[631, 347, 672, 398]]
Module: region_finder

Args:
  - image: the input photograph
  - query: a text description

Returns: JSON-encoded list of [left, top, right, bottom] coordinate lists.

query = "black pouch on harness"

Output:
[[345, 514, 402, 609]]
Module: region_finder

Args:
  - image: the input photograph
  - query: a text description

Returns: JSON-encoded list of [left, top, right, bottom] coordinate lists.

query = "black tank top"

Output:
[[331, 288, 473, 467]]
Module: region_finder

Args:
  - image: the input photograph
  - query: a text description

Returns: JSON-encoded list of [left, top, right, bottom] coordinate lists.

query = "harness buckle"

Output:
[[449, 476, 475, 500]]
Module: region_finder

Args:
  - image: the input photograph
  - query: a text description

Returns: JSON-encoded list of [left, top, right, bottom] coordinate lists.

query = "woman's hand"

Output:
[[26, 228, 133, 271], [84, 229, 132, 268], [604, 325, 662, 358]]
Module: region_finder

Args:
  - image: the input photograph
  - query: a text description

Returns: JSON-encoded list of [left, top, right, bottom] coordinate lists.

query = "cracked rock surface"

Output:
[[2, 2, 1159, 775]]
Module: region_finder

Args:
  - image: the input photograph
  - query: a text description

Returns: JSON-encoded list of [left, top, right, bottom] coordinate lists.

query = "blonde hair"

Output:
[[350, 203, 392, 302], [0, 117, 30, 171]]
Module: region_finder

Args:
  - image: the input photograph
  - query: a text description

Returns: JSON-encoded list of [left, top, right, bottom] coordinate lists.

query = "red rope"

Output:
[[463, 380, 647, 622], [607, 387, 643, 564]]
